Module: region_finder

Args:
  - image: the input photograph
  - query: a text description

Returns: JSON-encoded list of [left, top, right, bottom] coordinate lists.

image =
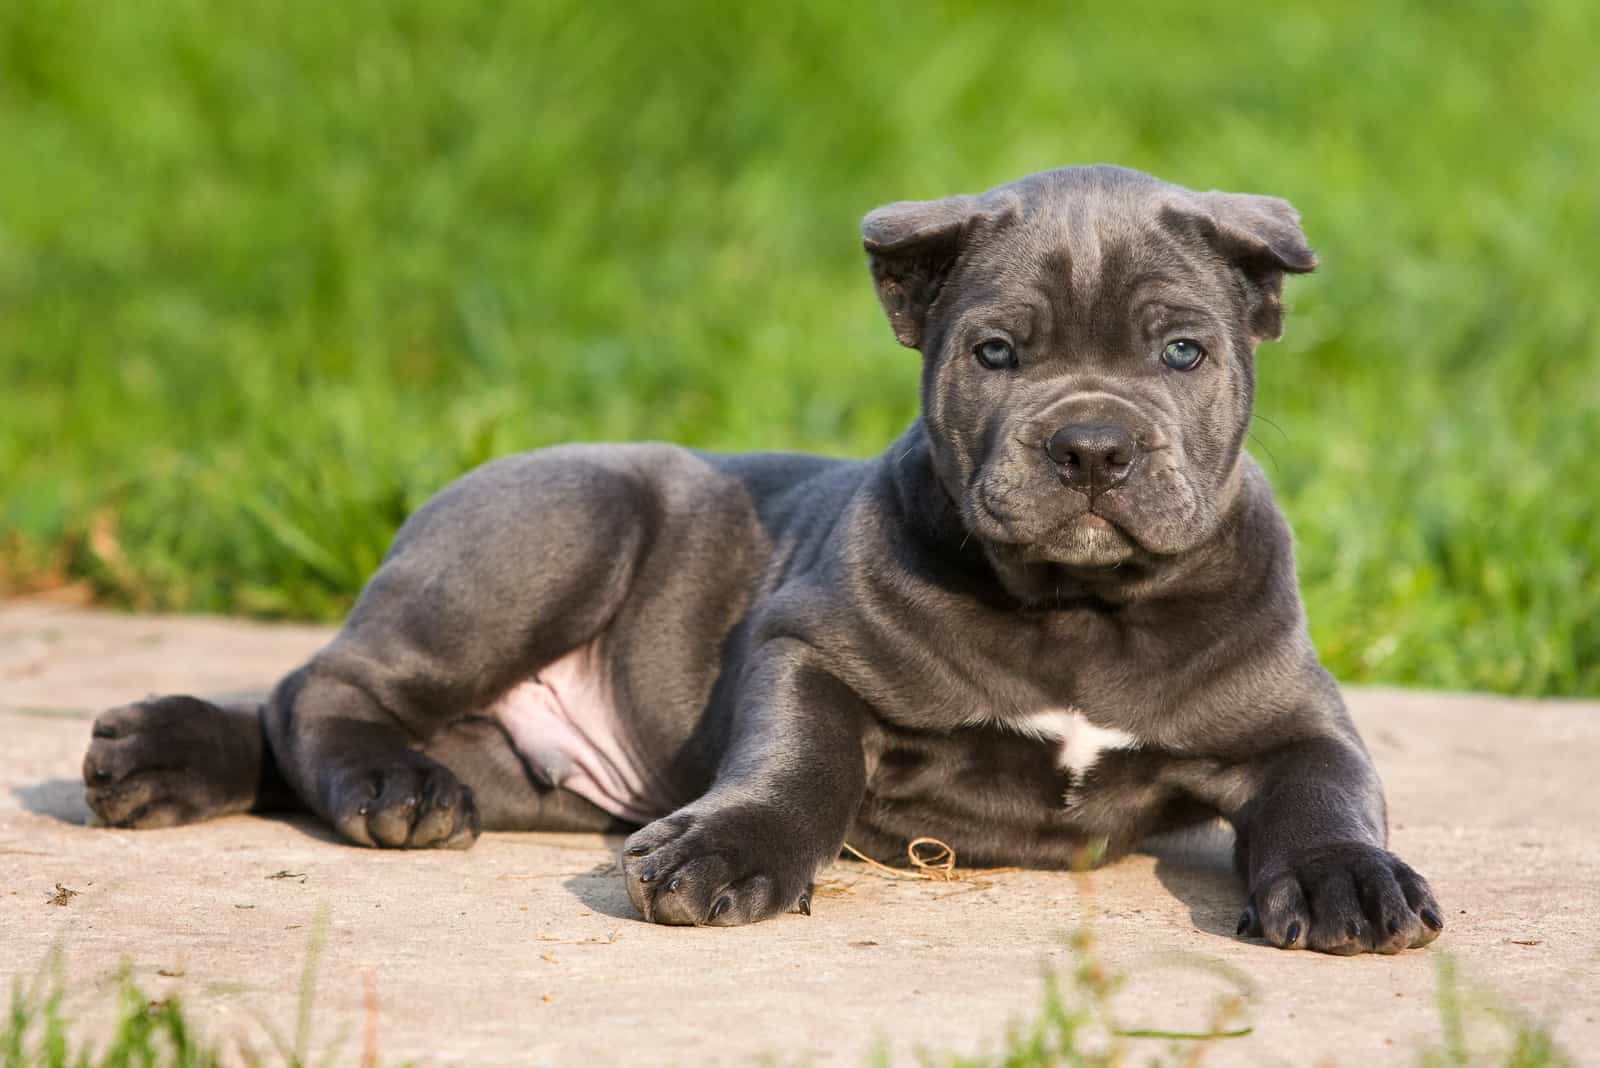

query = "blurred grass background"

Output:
[[1, 0, 1595, 695]]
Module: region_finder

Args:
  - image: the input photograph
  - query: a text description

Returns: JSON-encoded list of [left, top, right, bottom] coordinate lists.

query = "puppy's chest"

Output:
[[1011, 709, 1140, 778], [863, 707, 1140, 810]]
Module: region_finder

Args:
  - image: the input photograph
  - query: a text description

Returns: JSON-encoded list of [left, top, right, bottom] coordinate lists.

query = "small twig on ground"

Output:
[[839, 837, 1022, 884]]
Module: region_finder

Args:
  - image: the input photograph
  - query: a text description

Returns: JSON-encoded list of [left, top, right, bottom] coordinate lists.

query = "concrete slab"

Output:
[[2, 598, 1596, 1065]]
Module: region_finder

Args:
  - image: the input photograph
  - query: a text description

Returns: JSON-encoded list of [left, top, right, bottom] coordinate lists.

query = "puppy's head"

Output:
[[863, 165, 1314, 595]]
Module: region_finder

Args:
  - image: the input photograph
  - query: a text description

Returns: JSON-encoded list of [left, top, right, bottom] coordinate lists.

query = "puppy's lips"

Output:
[[973, 492, 1131, 557], [1034, 511, 1136, 565]]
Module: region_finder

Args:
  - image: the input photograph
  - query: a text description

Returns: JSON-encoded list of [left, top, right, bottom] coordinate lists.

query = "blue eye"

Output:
[[1161, 339, 1206, 371], [975, 338, 1017, 370]]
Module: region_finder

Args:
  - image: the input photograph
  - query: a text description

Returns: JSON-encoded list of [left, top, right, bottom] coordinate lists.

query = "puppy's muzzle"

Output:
[[1045, 422, 1137, 493]]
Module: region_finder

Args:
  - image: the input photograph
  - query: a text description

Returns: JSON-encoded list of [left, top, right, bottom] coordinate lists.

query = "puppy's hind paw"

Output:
[[325, 758, 482, 850], [83, 695, 262, 829]]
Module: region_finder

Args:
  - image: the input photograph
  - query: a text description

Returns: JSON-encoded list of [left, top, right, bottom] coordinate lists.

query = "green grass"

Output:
[[5, 932, 1571, 1067], [4, 915, 378, 1068], [2, 0, 1596, 694]]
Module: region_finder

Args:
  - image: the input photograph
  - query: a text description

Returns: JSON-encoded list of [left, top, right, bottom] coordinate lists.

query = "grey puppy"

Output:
[[83, 164, 1442, 955]]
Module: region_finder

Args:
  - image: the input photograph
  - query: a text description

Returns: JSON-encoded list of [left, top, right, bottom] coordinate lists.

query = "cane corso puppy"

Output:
[[82, 164, 1442, 954]]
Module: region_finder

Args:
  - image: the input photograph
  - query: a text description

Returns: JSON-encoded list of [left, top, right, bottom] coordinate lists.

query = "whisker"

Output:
[[1247, 432, 1281, 475], [1250, 411, 1291, 445]]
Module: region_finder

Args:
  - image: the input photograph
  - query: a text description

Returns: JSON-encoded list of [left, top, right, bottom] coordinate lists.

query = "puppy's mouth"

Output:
[[973, 492, 1138, 568]]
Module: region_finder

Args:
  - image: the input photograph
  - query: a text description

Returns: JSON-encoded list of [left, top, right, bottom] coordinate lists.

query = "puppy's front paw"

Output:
[[1239, 843, 1443, 955], [621, 806, 818, 926]]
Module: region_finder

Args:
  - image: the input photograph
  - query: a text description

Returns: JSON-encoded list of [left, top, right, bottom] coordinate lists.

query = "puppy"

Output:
[[83, 164, 1442, 954]]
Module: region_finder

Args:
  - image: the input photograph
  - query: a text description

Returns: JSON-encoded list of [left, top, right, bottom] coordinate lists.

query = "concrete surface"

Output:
[[2, 597, 1596, 1066]]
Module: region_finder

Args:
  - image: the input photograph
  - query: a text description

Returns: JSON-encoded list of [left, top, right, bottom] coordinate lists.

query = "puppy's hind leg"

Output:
[[265, 452, 650, 850], [83, 695, 301, 829]]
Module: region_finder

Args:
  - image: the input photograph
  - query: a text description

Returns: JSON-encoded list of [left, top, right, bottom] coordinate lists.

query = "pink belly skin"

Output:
[[490, 645, 674, 825]]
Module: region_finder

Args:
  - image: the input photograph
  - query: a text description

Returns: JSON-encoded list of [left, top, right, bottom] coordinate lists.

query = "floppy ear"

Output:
[[1195, 192, 1317, 342], [861, 195, 983, 350]]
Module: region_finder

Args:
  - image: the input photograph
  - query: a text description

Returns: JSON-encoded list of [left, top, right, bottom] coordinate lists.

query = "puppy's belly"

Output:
[[490, 645, 672, 824]]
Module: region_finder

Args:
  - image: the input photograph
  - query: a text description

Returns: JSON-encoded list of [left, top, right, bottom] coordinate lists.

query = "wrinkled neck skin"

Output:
[[888, 420, 1273, 615]]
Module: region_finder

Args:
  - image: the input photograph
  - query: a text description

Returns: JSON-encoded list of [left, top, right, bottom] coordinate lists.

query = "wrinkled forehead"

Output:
[[957, 183, 1232, 323]]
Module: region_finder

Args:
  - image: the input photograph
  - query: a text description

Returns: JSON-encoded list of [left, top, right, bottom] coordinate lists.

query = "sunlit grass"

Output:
[[2, 0, 1596, 694], [4, 931, 1570, 1067], [3, 914, 403, 1068]]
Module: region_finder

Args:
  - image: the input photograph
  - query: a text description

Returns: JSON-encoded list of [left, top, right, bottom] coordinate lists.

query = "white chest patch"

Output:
[[1014, 709, 1140, 777]]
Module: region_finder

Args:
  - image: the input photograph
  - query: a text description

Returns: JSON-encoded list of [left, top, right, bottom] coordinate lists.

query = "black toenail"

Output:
[[710, 897, 730, 919], [1286, 921, 1302, 944], [626, 846, 647, 856], [1346, 921, 1361, 939], [668, 876, 682, 892], [798, 894, 811, 917], [1421, 907, 1443, 930], [1388, 918, 1402, 936]]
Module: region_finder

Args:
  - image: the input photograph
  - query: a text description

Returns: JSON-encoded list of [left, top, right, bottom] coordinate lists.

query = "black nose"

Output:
[[1046, 422, 1137, 490]]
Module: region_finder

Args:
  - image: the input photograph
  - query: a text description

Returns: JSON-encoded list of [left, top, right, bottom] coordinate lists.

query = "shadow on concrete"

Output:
[[1142, 819, 1247, 941], [13, 777, 353, 850], [13, 778, 90, 825], [274, 813, 358, 847], [563, 833, 641, 921]]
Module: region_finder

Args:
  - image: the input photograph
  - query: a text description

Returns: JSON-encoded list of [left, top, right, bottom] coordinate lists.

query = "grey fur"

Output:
[[82, 165, 1441, 954]]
